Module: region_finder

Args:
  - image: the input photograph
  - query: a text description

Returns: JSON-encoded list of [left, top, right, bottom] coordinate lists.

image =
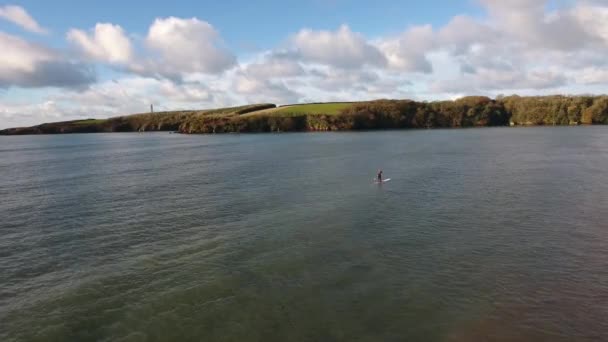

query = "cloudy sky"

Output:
[[1, 0, 608, 128]]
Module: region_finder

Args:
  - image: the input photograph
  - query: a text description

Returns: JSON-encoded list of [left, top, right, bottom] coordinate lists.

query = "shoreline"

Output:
[[2, 95, 607, 135], [1, 124, 601, 137]]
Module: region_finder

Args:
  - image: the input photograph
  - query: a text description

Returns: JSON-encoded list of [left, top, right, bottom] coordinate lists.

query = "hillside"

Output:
[[0, 104, 276, 135], [2, 96, 608, 135]]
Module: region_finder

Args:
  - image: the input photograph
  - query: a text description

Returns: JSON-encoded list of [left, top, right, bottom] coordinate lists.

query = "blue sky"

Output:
[[1, 0, 607, 128], [6, 0, 481, 51]]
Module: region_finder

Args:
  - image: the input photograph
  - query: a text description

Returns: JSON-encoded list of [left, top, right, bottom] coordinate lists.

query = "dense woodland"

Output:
[[167, 95, 608, 133], [2, 95, 608, 135]]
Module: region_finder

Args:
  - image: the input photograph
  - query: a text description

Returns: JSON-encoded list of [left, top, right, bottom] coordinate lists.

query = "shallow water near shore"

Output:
[[1, 127, 607, 341]]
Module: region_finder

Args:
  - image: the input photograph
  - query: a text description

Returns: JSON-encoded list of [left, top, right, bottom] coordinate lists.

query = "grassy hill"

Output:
[[2, 96, 608, 135], [237, 102, 357, 118], [0, 104, 276, 135]]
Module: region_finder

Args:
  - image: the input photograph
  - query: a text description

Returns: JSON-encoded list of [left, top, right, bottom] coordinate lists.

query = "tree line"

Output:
[[2, 96, 607, 135], [179, 95, 608, 133]]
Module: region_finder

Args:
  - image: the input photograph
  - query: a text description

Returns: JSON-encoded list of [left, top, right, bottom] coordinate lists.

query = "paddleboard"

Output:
[[374, 178, 391, 183]]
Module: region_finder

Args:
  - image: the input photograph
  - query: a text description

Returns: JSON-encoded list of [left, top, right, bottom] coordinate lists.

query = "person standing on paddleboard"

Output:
[[377, 170, 383, 182]]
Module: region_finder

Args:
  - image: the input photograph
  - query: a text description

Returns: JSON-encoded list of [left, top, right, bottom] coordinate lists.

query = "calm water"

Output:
[[1, 128, 607, 342]]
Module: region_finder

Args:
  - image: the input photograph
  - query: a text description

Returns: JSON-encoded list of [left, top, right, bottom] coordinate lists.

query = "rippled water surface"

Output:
[[1, 128, 607, 341]]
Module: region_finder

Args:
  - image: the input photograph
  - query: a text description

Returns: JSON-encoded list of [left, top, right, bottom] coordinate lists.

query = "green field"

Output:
[[244, 102, 356, 117], [276, 103, 355, 115], [72, 119, 108, 125]]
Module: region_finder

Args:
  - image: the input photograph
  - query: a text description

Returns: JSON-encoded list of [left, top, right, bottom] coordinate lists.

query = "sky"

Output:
[[1, 0, 608, 128]]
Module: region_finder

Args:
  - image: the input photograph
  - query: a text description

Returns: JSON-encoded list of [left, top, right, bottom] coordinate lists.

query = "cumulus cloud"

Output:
[[290, 25, 387, 69], [0, 100, 66, 128], [0, 32, 94, 89], [307, 67, 398, 93], [0, 75, 234, 129], [243, 54, 305, 79], [432, 69, 568, 93], [377, 25, 435, 73], [67, 23, 132, 63], [479, 0, 598, 50], [0, 5, 47, 34], [577, 67, 608, 85], [142, 17, 237, 76], [233, 74, 301, 104], [157, 80, 214, 103], [437, 15, 496, 55], [67, 17, 237, 80], [56, 77, 223, 111], [573, 3, 608, 44], [402, 0, 608, 95], [55, 78, 158, 110]]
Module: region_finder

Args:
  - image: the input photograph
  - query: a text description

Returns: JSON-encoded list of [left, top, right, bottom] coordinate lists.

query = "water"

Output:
[[1, 127, 607, 342]]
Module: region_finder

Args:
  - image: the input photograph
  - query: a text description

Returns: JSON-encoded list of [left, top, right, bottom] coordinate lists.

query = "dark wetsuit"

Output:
[[377, 172, 383, 181]]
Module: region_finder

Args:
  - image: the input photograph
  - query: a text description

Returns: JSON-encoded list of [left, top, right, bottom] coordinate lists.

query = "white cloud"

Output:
[[55, 78, 157, 110], [157, 80, 214, 103], [437, 15, 496, 55], [0, 5, 47, 34], [0, 31, 94, 88], [66, 17, 236, 80], [56, 77, 223, 111], [576, 67, 608, 85], [67, 23, 132, 63], [243, 54, 305, 79], [0, 100, 65, 128], [306, 67, 408, 94], [478, 0, 599, 50], [1, 31, 53, 72], [0, 75, 236, 129], [431, 69, 568, 94], [378, 25, 435, 73], [406, 0, 608, 95], [290, 25, 387, 69], [233, 74, 300, 104], [573, 2, 608, 44], [142, 17, 236, 76]]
